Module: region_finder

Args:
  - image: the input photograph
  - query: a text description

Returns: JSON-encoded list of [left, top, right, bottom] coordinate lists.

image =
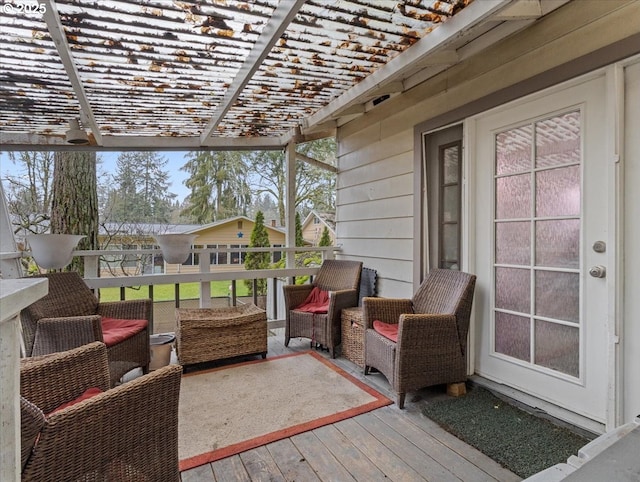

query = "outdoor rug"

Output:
[[421, 385, 592, 478], [178, 350, 392, 471]]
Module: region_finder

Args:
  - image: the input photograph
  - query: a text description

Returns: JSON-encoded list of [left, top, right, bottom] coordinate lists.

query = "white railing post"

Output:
[[198, 247, 212, 308]]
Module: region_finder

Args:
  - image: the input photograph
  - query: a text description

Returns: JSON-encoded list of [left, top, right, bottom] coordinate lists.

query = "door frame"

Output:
[[464, 65, 623, 432]]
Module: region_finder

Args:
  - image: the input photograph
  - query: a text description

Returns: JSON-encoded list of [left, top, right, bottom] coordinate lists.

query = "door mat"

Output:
[[421, 386, 592, 478], [179, 350, 392, 471]]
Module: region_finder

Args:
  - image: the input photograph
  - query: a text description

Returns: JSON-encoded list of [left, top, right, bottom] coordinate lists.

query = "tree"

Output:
[[3, 151, 54, 234], [295, 211, 304, 247], [244, 211, 271, 296], [319, 226, 332, 246], [106, 152, 175, 223], [181, 151, 250, 223], [247, 138, 336, 226], [50, 151, 99, 272]]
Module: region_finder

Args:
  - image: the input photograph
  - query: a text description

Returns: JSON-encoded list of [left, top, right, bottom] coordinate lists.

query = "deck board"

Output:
[[210, 455, 251, 482], [266, 438, 321, 482], [291, 430, 358, 481], [312, 424, 389, 481], [180, 329, 522, 482]]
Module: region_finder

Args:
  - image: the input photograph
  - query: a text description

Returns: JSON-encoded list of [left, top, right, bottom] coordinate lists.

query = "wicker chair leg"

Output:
[[329, 346, 336, 358], [364, 365, 370, 375], [284, 336, 290, 347], [397, 392, 406, 409]]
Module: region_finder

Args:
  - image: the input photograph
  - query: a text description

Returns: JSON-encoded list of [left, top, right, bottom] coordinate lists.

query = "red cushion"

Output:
[[48, 387, 103, 416], [294, 287, 330, 314], [101, 317, 148, 347], [373, 320, 399, 342]]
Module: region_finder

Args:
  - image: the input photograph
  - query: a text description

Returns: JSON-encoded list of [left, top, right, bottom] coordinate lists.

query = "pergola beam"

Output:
[[296, 152, 337, 173], [200, 0, 307, 143], [42, 0, 102, 145]]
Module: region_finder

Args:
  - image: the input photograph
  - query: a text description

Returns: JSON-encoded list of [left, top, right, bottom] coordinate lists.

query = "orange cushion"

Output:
[[48, 387, 103, 416], [295, 287, 330, 314], [373, 320, 398, 342], [101, 317, 148, 347]]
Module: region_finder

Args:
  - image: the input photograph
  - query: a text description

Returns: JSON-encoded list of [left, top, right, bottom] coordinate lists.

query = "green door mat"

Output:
[[422, 386, 592, 478]]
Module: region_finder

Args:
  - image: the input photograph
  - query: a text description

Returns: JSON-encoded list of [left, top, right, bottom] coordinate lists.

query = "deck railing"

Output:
[[4, 245, 338, 333]]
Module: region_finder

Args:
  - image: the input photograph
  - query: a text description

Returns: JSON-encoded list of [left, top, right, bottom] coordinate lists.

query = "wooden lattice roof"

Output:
[[0, 0, 565, 150]]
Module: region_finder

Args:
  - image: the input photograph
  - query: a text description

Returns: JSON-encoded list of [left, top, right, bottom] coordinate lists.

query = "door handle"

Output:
[[589, 265, 606, 278]]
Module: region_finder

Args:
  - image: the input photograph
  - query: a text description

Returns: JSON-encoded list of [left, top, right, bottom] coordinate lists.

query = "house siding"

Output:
[[336, 0, 640, 299]]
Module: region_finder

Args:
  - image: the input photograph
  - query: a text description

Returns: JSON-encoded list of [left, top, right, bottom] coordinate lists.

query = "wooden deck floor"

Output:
[[179, 328, 521, 482]]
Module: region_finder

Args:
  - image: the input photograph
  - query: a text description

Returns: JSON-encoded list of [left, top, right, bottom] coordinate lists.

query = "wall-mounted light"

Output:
[[65, 118, 89, 144]]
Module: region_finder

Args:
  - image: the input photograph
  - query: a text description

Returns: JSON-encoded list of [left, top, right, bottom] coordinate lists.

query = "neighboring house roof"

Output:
[[100, 222, 200, 236], [100, 216, 286, 239], [301, 211, 336, 234], [185, 215, 286, 236]]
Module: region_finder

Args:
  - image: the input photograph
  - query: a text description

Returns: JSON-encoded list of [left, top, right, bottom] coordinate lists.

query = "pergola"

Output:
[[0, 0, 558, 151]]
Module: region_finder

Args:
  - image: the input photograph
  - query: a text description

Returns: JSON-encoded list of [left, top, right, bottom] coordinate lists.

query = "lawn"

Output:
[[99, 280, 250, 302]]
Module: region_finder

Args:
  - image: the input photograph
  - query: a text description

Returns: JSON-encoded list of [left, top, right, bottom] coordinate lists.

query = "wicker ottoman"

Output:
[[175, 304, 267, 366], [341, 307, 364, 368]]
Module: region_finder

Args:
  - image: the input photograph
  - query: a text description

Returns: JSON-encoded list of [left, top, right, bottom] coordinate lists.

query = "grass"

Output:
[[98, 280, 250, 302]]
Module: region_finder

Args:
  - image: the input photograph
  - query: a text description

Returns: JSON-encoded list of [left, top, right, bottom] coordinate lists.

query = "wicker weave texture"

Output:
[[20, 342, 182, 482], [341, 307, 365, 368], [363, 269, 476, 408], [176, 304, 267, 365], [283, 260, 362, 358], [20, 272, 151, 386]]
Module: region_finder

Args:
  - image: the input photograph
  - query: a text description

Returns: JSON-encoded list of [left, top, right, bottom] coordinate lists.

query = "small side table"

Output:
[[341, 307, 365, 368]]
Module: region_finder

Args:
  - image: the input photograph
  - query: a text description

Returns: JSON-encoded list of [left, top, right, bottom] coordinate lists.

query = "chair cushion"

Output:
[[373, 320, 398, 342], [101, 317, 148, 347], [294, 286, 330, 314], [47, 387, 103, 416]]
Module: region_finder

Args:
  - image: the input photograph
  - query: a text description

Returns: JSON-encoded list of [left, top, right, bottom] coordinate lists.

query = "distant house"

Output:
[[301, 211, 335, 246], [98, 216, 285, 276]]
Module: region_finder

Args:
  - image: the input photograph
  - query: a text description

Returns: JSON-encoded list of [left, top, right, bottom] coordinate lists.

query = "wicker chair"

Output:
[[363, 269, 476, 408], [283, 259, 362, 358], [20, 342, 182, 482], [20, 271, 151, 386]]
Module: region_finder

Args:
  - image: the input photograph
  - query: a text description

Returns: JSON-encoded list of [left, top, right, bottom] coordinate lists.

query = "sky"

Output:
[[0, 150, 192, 202]]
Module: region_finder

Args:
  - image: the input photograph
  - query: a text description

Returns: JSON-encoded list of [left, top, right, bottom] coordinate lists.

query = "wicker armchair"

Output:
[[283, 259, 362, 358], [20, 342, 182, 482], [20, 271, 151, 386], [363, 269, 476, 408]]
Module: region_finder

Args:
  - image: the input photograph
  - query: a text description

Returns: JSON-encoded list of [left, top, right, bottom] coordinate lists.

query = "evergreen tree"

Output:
[[107, 152, 175, 223], [295, 211, 304, 247], [319, 226, 332, 246], [181, 151, 250, 223], [244, 211, 271, 295]]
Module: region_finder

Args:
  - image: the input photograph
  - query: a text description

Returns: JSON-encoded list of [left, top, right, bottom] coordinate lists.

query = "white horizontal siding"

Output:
[[336, 126, 415, 297], [335, 0, 640, 301]]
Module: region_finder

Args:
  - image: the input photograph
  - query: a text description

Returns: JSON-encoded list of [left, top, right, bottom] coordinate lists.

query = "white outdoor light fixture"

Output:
[[26, 234, 86, 269], [65, 118, 89, 144]]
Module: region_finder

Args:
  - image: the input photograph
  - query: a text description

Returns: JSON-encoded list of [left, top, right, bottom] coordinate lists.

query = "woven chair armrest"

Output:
[[23, 364, 183, 482], [31, 315, 103, 357], [20, 342, 111, 414], [283, 284, 314, 310], [328, 288, 358, 312], [397, 313, 459, 349], [98, 298, 152, 320], [362, 297, 413, 328]]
